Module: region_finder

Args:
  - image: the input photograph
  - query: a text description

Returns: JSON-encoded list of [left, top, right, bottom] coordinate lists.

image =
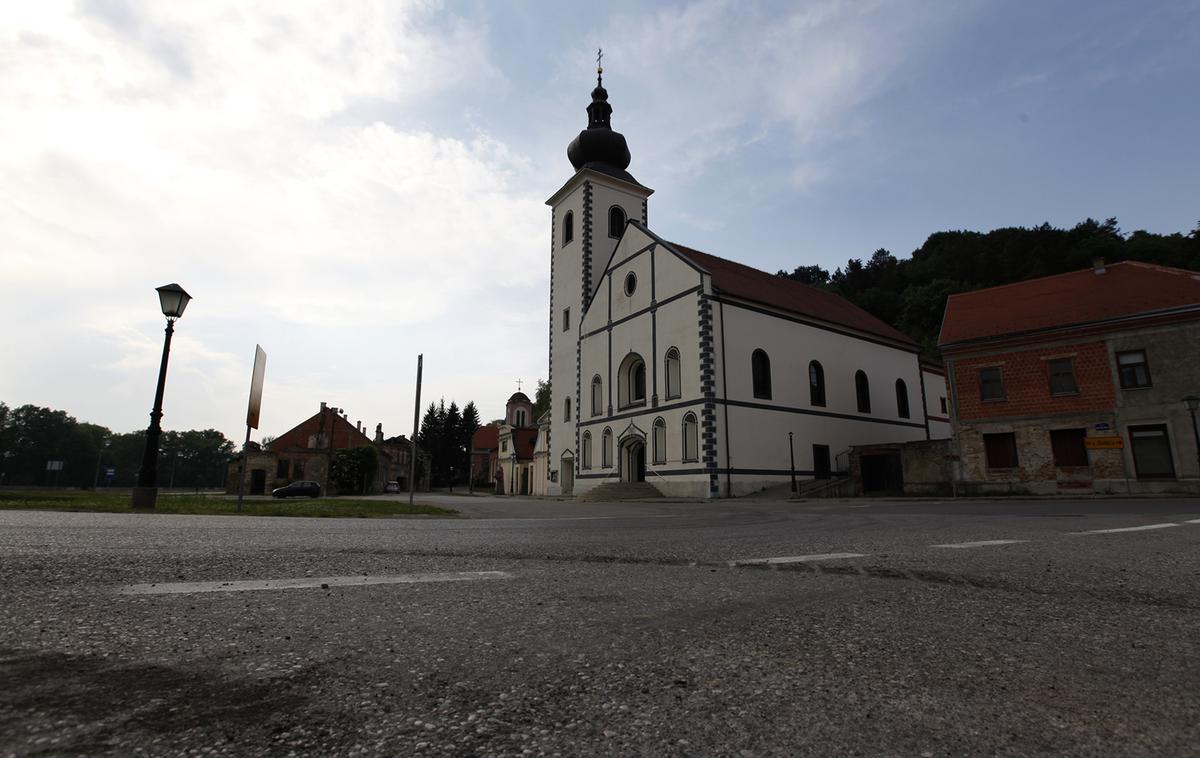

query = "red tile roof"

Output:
[[939, 261, 1200, 346], [512, 429, 538, 459], [667, 242, 917, 347], [471, 426, 499, 451]]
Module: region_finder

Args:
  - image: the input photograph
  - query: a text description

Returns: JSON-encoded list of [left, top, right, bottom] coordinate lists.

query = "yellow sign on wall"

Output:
[[1085, 436, 1124, 450]]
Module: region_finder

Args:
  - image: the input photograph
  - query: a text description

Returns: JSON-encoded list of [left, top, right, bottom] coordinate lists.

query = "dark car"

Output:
[[383, 481, 401, 494], [271, 480, 321, 499]]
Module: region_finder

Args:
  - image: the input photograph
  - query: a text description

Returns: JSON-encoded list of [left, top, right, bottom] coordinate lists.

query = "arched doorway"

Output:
[[621, 439, 646, 483]]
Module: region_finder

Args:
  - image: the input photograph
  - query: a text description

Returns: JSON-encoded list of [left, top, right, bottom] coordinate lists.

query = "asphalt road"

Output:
[[2, 495, 1199, 756]]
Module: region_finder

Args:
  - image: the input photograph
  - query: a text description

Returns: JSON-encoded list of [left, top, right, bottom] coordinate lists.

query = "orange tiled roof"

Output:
[[939, 261, 1200, 346]]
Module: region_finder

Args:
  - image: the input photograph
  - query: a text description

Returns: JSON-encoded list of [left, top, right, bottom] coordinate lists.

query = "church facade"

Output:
[[546, 67, 947, 498]]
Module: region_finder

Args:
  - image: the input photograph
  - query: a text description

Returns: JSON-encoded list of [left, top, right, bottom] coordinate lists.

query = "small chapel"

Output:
[[545, 58, 949, 498]]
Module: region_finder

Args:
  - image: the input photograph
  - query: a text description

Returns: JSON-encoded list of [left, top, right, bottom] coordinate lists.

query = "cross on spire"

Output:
[[596, 47, 603, 86], [516, 379, 524, 392]]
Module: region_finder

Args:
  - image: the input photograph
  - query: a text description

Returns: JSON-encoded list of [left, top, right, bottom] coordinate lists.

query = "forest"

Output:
[[777, 218, 1200, 359]]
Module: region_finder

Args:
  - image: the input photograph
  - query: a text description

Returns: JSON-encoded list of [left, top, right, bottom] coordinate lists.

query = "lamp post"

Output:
[[131, 283, 192, 509], [1184, 395, 1200, 480]]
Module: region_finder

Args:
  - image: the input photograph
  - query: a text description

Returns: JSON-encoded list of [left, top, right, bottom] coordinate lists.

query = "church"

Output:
[[545, 62, 949, 498]]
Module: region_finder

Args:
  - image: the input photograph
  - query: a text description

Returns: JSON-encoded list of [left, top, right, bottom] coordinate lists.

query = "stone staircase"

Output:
[[577, 481, 664, 501]]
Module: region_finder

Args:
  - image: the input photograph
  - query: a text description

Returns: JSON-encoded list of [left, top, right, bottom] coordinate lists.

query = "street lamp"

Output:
[[1184, 395, 1200, 480], [131, 283, 191, 509]]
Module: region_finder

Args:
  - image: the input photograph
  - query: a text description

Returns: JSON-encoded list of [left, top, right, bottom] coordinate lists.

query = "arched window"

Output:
[[856, 370, 871, 413], [602, 428, 613, 468], [752, 349, 772, 400], [618, 353, 646, 408], [608, 206, 626, 238], [652, 418, 667, 464], [515, 409, 526, 427], [664, 348, 681, 400], [895, 379, 910, 419], [564, 397, 571, 422], [809, 360, 826, 407], [581, 431, 592, 469], [682, 413, 699, 462], [591, 375, 603, 417], [563, 210, 574, 245]]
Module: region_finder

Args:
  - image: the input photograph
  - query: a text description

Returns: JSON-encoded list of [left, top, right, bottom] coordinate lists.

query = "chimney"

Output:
[[320, 401, 327, 412], [375, 423, 384, 444], [356, 420, 362, 433], [1093, 258, 1106, 275]]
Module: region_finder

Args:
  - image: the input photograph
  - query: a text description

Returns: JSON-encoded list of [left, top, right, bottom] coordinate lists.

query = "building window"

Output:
[[983, 432, 1019, 469], [1117, 350, 1152, 389], [1050, 429, 1089, 467], [515, 409, 526, 427], [752, 349, 772, 400], [276, 459, 289, 478], [293, 460, 304, 479], [608, 206, 626, 238], [563, 211, 574, 245], [618, 353, 646, 408], [664, 348, 681, 400], [562, 307, 570, 332], [940, 397, 948, 414], [652, 418, 666, 464], [813, 444, 831, 479], [979, 367, 1005, 402], [602, 427, 613, 468], [855, 370, 871, 413], [501, 440, 508, 453], [1047, 358, 1078, 396], [564, 397, 571, 422], [591, 375, 603, 416], [581, 432, 592, 469], [624, 271, 637, 296], [1128, 424, 1175, 479], [895, 379, 910, 419], [809, 361, 825, 406], [682, 413, 699, 462]]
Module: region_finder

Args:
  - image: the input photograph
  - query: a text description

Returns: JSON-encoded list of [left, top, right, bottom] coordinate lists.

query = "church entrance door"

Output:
[[622, 440, 646, 483], [560, 456, 574, 496]]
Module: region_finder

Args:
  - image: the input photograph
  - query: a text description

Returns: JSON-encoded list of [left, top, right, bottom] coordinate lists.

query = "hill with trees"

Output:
[[777, 218, 1200, 359]]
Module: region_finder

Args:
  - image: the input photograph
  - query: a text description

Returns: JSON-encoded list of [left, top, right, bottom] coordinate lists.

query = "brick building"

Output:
[[939, 260, 1200, 494], [227, 402, 428, 495]]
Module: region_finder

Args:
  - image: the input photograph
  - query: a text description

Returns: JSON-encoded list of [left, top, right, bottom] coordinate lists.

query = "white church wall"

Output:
[[709, 300, 928, 496], [547, 181, 587, 495], [922, 368, 952, 440]]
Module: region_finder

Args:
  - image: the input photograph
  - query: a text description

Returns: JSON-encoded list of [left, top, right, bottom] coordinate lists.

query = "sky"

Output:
[[1, 0, 1197, 443]]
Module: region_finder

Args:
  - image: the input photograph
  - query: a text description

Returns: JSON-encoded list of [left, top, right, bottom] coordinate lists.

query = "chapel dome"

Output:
[[507, 391, 531, 405]]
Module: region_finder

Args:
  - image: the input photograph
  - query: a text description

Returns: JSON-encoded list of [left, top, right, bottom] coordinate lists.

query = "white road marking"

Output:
[[118, 571, 513, 596], [1074, 523, 1180, 535], [729, 552, 866, 567], [932, 539, 1028, 549], [1183, 518, 1200, 525]]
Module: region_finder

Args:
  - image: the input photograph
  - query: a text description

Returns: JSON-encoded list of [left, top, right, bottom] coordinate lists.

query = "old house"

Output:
[[939, 260, 1200, 494]]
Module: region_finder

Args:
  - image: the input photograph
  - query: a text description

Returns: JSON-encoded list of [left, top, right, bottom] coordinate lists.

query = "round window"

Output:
[[624, 271, 637, 296]]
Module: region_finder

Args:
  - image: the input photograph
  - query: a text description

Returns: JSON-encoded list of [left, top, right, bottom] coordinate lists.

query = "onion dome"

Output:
[[566, 58, 638, 184]]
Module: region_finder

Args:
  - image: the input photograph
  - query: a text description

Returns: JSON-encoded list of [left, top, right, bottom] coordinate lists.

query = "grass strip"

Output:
[[0, 490, 457, 518]]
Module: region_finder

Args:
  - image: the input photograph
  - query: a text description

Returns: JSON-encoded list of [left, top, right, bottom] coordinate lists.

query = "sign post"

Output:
[[237, 345, 267, 512], [409, 354, 423, 506]]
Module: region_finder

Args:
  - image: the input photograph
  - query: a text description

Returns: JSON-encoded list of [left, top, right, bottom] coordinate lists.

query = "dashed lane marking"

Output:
[[931, 539, 1028, 549], [1074, 523, 1180, 535], [728, 553, 867, 567], [118, 571, 514, 595]]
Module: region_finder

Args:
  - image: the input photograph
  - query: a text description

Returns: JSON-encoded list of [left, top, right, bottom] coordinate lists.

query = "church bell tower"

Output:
[[545, 53, 654, 495]]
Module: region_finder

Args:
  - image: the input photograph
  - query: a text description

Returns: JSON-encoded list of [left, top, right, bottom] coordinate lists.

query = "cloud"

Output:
[[0, 1, 546, 438]]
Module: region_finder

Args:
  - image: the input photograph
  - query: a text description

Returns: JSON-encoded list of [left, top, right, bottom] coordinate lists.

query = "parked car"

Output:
[[383, 481, 401, 494], [271, 480, 321, 499]]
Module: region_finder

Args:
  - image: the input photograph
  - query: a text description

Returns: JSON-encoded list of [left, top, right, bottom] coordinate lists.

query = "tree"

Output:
[[532, 379, 550, 420], [460, 401, 480, 485], [776, 264, 830, 286], [329, 446, 378, 495]]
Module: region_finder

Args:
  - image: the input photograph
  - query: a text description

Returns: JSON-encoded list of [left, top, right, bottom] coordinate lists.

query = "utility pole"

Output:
[[788, 431, 797, 494], [409, 354, 423, 506]]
